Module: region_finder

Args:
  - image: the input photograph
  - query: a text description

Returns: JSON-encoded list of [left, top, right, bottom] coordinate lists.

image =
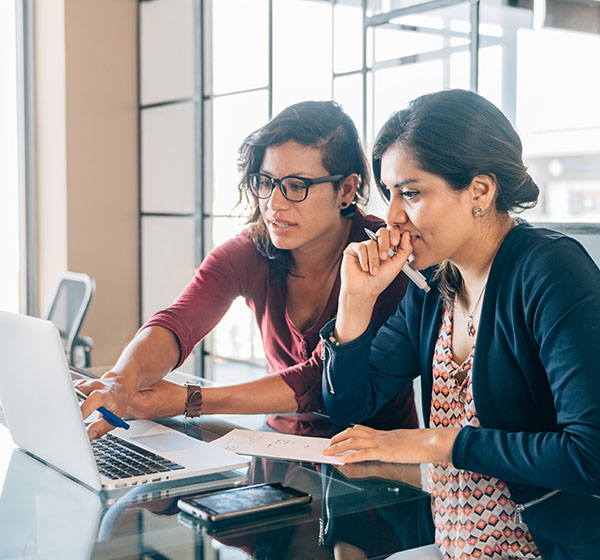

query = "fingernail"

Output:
[[372, 267, 378, 275]]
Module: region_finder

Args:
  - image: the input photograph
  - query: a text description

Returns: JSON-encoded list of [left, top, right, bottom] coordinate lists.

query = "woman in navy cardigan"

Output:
[[320, 89, 600, 558]]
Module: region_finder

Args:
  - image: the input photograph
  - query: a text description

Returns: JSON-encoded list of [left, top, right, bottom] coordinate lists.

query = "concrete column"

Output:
[[35, 0, 139, 365]]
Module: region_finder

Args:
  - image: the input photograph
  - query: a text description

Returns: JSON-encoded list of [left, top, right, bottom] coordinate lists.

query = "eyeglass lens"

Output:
[[250, 175, 308, 202]]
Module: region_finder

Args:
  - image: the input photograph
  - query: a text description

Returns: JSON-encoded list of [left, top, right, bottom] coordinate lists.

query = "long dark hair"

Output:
[[238, 100, 370, 278], [372, 89, 539, 308]]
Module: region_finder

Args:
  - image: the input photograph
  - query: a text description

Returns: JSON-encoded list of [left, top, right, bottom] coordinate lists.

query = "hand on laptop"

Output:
[[126, 379, 187, 420], [74, 376, 187, 440], [74, 374, 135, 440]]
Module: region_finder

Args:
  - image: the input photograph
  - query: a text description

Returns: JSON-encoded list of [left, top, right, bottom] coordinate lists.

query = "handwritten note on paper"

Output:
[[210, 428, 345, 465]]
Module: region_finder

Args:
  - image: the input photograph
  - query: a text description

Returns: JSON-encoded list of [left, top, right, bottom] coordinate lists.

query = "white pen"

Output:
[[363, 228, 430, 293]]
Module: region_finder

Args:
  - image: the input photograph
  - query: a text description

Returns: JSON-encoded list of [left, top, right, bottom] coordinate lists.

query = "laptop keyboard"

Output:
[[91, 433, 185, 480]]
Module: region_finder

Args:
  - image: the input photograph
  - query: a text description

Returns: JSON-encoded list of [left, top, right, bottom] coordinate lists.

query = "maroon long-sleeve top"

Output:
[[142, 211, 417, 430]]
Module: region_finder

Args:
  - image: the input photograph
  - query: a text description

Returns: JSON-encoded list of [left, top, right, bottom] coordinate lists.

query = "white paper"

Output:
[[210, 428, 344, 465]]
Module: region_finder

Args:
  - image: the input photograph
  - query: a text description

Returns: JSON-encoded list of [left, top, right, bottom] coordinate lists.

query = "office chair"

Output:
[[44, 271, 95, 368]]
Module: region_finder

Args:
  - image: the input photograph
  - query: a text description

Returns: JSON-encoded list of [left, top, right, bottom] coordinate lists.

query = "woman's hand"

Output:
[[126, 380, 187, 419], [74, 372, 137, 440], [334, 227, 414, 343], [340, 227, 413, 301], [323, 425, 459, 465]]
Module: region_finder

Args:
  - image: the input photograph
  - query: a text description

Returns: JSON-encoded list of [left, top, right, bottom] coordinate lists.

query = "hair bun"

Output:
[[510, 173, 539, 213]]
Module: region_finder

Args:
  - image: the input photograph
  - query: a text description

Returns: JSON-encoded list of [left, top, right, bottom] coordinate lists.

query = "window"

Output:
[[0, 1, 22, 313], [207, 0, 335, 383], [517, 26, 600, 223], [363, 0, 600, 224], [139, 0, 198, 374]]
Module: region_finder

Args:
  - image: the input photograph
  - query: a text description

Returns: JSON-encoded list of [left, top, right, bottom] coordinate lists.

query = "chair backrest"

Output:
[[43, 272, 95, 365]]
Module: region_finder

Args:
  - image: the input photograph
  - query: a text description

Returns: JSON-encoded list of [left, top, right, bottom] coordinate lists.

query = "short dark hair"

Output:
[[372, 89, 539, 307], [237, 100, 370, 278]]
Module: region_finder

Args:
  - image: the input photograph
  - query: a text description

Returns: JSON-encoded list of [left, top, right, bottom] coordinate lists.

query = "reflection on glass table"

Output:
[[2, 367, 599, 559], [0, 448, 104, 560], [0, 415, 434, 560], [5, 424, 598, 560]]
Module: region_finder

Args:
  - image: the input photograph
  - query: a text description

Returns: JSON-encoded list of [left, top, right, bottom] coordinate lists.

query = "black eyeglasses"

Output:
[[247, 173, 345, 202]]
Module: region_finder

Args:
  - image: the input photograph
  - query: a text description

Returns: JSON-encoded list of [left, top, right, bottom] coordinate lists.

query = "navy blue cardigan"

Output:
[[321, 222, 600, 502]]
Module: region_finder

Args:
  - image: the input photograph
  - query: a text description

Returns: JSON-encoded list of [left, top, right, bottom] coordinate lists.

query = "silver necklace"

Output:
[[461, 220, 517, 337], [466, 282, 487, 337]]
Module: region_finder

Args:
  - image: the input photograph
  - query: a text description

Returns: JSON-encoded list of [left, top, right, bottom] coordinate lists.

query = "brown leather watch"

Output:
[[184, 383, 203, 418]]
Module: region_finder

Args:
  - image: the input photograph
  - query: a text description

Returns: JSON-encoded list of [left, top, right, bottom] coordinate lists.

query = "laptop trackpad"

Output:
[[130, 433, 194, 453]]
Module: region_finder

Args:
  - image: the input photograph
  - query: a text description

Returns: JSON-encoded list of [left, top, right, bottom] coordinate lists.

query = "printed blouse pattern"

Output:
[[429, 309, 540, 560]]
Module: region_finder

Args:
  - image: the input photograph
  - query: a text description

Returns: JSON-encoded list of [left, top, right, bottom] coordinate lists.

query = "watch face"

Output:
[[185, 385, 203, 417], [189, 389, 202, 404]]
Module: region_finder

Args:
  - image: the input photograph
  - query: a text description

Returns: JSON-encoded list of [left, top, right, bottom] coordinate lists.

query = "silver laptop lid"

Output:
[[0, 311, 102, 490]]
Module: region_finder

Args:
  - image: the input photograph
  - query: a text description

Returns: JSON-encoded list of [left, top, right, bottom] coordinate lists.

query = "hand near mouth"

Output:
[[340, 228, 414, 302], [388, 225, 420, 249]]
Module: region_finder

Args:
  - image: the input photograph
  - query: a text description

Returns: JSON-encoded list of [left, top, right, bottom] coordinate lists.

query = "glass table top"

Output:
[[1, 369, 599, 559], [0, 414, 433, 560]]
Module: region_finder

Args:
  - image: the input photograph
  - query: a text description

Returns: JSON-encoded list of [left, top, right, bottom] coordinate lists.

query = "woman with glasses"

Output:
[[319, 89, 600, 558], [77, 100, 417, 440]]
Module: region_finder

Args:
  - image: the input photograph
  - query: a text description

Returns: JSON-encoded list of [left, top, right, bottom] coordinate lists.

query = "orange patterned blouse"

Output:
[[428, 308, 540, 559]]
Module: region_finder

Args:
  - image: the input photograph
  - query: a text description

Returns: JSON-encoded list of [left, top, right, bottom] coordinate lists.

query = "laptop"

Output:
[[0, 310, 250, 493]]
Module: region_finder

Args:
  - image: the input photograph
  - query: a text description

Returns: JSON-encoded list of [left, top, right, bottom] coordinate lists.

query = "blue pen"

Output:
[[74, 388, 130, 430]]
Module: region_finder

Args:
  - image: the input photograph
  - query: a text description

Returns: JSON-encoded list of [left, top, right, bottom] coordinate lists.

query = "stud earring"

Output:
[[340, 200, 357, 217], [473, 206, 486, 218]]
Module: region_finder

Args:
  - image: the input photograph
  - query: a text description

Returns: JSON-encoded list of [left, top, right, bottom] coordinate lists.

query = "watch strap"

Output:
[[184, 383, 203, 418]]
